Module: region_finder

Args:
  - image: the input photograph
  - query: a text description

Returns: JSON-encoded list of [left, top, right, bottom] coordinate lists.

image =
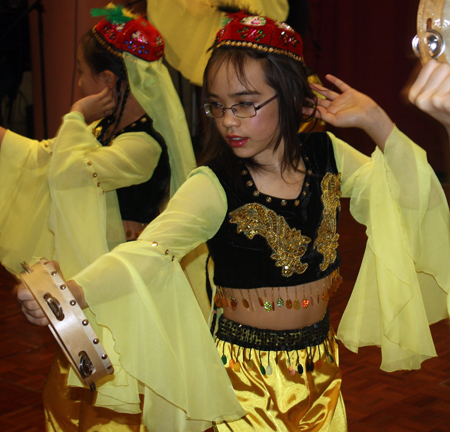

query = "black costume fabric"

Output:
[[96, 114, 171, 224], [207, 132, 341, 288]]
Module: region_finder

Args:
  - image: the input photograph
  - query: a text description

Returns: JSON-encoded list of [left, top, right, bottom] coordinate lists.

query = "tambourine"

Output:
[[19, 258, 114, 391], [413, 0, 450, 63]]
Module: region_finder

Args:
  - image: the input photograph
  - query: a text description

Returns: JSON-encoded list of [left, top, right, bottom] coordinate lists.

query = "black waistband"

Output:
[[215, 310, 330, 352]]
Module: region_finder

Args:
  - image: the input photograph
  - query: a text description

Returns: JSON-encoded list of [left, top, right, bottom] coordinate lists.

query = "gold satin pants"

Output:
[[213, 316, 347, 431], [43, 349, 146, 432]]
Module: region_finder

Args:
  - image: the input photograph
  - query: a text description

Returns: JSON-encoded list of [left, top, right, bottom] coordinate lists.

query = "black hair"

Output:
[[198, 46, 317, 184], [79, 31, 130, 143]]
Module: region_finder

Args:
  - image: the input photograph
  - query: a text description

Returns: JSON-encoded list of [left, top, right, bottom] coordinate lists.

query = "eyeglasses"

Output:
[[203, 94, 278, 119]]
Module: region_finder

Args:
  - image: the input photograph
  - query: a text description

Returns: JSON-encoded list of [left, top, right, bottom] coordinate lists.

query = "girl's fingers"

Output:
[[315, 98, 332, 110], [411, 63, 450, 104], [310, 83, 340, 101], [409, 60, 440, 100], [21, 302, 45, 316], [98, 87, 110, 99], [325, 74, 352, 93], [302, 106, 315, 116]]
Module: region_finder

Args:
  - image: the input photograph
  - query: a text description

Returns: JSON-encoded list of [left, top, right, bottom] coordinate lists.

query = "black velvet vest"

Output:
[[207, 132, 341, 289], [95, 115, 170, 224]]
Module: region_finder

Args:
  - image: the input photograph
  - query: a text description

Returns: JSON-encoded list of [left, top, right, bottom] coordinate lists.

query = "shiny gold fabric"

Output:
[[44, 350, 147, 432], [214, 330, 347, 431]]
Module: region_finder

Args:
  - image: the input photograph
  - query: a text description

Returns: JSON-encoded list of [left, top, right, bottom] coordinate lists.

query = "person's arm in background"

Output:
[[409, 59, 450, 140]]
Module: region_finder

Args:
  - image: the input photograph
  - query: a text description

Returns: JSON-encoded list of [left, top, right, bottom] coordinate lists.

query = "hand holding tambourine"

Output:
[[17, 259, 114, 391], [408, 0, 450, 133]]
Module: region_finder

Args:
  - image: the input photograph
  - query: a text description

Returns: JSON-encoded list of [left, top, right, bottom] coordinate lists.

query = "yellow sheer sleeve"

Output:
[[49, 111, 161, 192], [72, 166, 245, 431], [0, 130, 55, 274], [330, 127, 450, 371], [48, 112, 163, 278], [0, 113, 164, 279]]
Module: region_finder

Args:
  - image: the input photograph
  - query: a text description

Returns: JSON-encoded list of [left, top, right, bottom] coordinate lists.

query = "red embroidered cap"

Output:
[[215, 11, 304, 64], [93, 11, 164, 62]]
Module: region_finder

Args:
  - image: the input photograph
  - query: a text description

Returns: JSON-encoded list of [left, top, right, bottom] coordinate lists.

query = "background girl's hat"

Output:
[[92, 4, 164, 62], [215, 10, 304, 64]]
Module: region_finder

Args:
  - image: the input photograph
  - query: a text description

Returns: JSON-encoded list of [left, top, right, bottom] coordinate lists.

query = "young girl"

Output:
[[3, 5, 196, 431], [18, 8, 450, 432]]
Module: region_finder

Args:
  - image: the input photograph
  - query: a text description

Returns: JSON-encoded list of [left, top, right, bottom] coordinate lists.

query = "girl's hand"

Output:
[[16, 261, 88, 326], [408, 59, 450, 130], [16, 281, 49, 326], [71, 87, 116, 124], [305, 75, 394, 151]]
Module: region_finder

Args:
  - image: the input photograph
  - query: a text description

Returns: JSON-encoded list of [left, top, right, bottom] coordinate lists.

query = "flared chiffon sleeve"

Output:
[[48, 111, 162, 279], [0, 131, 55, 274], [330, 127, 450, 372], [0, 112, 163, 279], [72, 166, 245, 432]]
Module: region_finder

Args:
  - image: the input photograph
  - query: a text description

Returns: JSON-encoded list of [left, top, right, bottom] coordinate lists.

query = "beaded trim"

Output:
[[216, 310, 330, 352], [241, 161, 311, 206], [214, 270, 342, 311], [92, 27, 123, 58], [216, 40, 304, 64]]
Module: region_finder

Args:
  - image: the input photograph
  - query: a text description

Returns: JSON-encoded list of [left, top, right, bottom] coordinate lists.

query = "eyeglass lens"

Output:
[[205, 103, 256, 118]]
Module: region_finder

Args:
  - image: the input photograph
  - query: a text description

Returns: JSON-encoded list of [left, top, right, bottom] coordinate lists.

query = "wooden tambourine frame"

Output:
[[19, 259, 114, 391], [413, 0, 449, 64]]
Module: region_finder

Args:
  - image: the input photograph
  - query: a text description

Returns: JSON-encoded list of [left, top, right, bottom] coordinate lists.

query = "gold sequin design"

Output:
[[92, 126, 102, 138], [230, 203, 311, 277], [313, 173, 341, 271]]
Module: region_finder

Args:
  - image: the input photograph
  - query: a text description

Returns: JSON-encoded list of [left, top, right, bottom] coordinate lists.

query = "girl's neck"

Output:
[[115, 93, 146, 131], [247, 158, 306, 200]]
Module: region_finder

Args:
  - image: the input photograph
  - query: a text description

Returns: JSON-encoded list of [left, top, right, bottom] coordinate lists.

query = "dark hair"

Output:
[[198, 46, 317, 182], [79, 31, 130, 143]]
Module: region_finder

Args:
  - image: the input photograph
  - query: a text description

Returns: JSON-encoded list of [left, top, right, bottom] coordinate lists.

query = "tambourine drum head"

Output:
[[414, 0, 450, 63]]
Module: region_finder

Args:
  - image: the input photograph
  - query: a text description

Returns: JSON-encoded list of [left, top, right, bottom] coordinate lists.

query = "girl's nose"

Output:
[[221, 108, 240, 128]]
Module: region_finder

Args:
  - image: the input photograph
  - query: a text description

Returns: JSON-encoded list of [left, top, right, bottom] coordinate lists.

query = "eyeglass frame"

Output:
[[203, 94, 279, 119]]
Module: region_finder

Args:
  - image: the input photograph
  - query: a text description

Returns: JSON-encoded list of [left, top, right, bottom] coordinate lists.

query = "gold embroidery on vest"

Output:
[[314, 173, 342, 271], [230, 203, 311, 277], [92, 125, 102, 138]]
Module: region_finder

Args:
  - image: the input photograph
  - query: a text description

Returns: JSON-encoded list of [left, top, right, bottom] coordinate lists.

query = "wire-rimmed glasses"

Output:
[[203, 94, 278, 119]]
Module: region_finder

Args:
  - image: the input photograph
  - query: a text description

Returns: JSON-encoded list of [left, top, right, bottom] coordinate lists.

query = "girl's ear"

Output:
[[101, 70, 118, 89]]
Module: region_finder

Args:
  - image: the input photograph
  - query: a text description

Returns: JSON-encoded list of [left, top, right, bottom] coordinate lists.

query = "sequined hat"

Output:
[[92, 4, 164, 62], [215, 10, 304, 64]]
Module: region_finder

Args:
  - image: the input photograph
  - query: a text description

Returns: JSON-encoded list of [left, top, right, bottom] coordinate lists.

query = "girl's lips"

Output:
[[227, 136, 248, 148]]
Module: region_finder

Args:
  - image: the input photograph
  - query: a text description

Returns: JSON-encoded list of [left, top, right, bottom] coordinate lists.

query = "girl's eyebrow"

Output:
[[208, 90, 261, 98]]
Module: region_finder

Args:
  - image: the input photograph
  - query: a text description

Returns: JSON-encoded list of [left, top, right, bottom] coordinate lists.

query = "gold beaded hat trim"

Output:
[[215, 11, 304, 64]]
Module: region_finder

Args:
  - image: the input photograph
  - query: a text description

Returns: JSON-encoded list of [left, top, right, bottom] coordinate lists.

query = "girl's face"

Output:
[[207, 59, 282, 166], [76, 45, 108, 97]]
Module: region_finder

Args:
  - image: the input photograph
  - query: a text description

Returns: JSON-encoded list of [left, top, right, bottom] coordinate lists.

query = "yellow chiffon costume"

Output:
[[67, 127, 450, 431], [0, 55, 198, 431]]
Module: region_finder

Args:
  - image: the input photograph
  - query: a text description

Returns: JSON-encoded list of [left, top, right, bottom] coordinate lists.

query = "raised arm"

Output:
[[16, 167, 243, 427], [49, 111, 162, 192], [408, 59, 450, 140], [18, 166, 228, 322], [307, 75, 394, 151]]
